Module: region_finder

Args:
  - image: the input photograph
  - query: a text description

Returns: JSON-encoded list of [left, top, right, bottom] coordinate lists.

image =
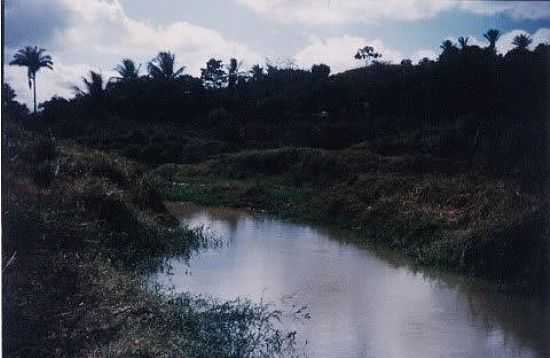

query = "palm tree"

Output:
[[483, 29, 500, 50], [512, 34, 533, 50], [147, 51, 185, 80], [9, 46, 53, 113], [440, 40, 456, 52], [458, 36, 470, 49], [250, 64, 265, 82], [439, 40, 459, 61], [73, 71, 105, 99], [113, 59, 140, 82]]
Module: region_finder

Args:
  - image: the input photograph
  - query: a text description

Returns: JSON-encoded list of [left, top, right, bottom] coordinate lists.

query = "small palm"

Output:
[[148, 51, 185, 80], [512, 34, 532, 50], [483, 29, 500, 50], [114, 59, 140, 81]]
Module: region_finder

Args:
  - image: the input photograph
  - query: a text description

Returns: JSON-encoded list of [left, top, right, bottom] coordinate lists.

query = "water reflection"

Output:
[[156, 202, 550, 358]]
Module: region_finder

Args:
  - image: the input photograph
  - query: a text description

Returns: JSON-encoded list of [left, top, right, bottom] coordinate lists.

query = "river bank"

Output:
[[3, 120, 548, 356], [156, 147, 549, 291], [2, 123, 296, 357]]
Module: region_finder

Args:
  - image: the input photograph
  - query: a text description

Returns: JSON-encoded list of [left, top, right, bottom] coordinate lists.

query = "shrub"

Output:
[[132, 175, 166, 212]]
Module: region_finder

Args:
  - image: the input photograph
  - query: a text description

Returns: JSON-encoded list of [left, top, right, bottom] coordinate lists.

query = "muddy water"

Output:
[[154, 203, 550, 358]]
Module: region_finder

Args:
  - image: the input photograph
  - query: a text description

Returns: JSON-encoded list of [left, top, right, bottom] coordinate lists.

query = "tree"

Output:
[[147, 51, 185, 80], [74, 71, 105, 99], [2, 83, 17, 106], [2, 83, 29, 117], [201, 58, 226, 89], [249, 64, 265, 82], [113, 58, 140, 82], [418, 57, 433, 66], [440, 40, 454, 52], [400, 59, 413, 67], [311, 64, 331, 79], [354, 46, 381, 66], [9, 46, 53, 113], [227, 58, 243, 88], [458, 36, 470, 49], [483, 29, 500, 51], [512, 34, 533, 50], [439, 40, 459, 61]]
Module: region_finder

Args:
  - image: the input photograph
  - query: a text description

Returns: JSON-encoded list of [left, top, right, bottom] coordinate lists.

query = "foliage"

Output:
[[3, 124, 298, 356], [9, 28, 550, 189], [354, 45, 382, 65], [201, 58, 226, 89], [2, 83, 29, 117], [311, 63, 331, 79], [113, 58, 141, 82], [9, 46, 53, 112], [148, 51, 185, 80], [75, 70, 105, 98], [483, 29, 500, 50], [512, 34, 533, 50]]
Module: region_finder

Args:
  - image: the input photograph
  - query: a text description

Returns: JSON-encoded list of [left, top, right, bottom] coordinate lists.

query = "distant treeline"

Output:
[[4, 30, 550, 187]]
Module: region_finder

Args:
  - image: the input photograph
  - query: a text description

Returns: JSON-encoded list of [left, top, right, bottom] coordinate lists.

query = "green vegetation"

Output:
[[157, 147, 548, 290], [2, 122, 297, 357]]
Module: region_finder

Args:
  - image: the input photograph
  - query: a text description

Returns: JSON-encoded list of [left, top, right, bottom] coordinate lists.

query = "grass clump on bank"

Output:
[[2, 121, 298, 357]]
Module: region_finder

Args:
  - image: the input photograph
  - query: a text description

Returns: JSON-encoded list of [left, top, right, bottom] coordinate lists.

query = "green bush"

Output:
[[132, 175, 166, 212]]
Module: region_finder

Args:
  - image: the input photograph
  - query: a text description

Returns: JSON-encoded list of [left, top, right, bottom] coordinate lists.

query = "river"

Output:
[[154, 202, 550, 358]]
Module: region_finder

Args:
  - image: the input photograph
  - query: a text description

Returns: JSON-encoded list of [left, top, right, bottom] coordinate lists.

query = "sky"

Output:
[[4, 0, 550, 107]]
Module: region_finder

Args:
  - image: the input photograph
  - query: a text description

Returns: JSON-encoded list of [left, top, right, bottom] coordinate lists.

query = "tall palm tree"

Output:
[[113, 59, 140, 82], [483, 29, 500, 50], [9, 46, 53, 112], [458, 36, 470, 49], [512, 34, 533, 50], [147, 51, 185, 80]]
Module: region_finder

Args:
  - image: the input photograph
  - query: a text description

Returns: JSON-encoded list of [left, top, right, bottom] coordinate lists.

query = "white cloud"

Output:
[[236, 0, 550, 25], [294, 35, 403, 74], [236, 0, 454, 24], [5, 0, 263, 106], [459, 1, 550, 21]]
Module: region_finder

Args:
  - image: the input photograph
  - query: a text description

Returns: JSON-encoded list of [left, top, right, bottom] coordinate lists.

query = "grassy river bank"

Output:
[[157, 146, 549, 292], [2, 123, 297, 357], [3, 122, 548, 356]]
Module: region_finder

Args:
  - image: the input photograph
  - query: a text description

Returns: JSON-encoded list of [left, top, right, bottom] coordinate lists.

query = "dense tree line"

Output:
[[5, 30, 550, 187]]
